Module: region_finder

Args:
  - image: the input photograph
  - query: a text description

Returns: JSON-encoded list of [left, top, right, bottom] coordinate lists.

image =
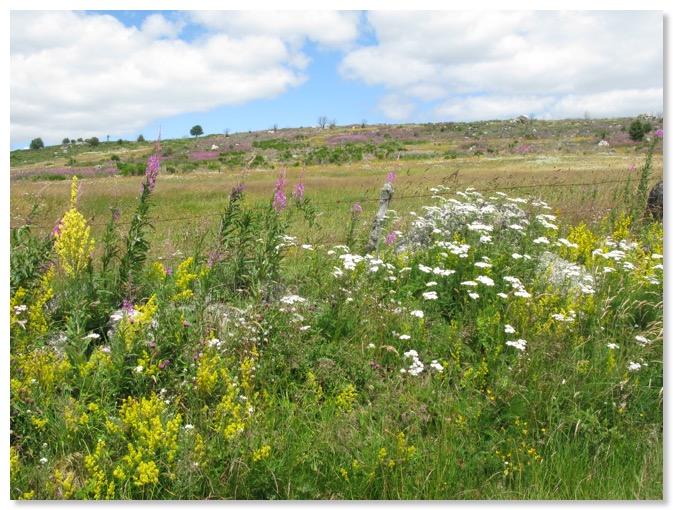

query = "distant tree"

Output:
[[361, 119, 367, 128], [77, 138, 83, 142], [629, 119, 645, 142], [62, 138, 70, 145], [318, 116, 328, 129], [137, 134, 145, 142], [30, 137, 44, 150], [190, 125, 204, 137], [118, 139, 124, 145], [88, 137, 100, 147], [224, 128, 230, 138], [329, 119, 337, 129]]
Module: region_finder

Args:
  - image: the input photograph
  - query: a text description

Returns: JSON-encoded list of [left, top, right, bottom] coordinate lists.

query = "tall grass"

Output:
[[9, 137, 663, 500]]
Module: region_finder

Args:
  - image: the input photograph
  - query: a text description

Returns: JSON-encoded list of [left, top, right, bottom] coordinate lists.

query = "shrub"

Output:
[[30, 138, 44, 150], [628, 119, 645, 142]]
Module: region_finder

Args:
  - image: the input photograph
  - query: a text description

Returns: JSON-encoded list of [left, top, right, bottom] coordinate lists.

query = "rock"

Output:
[[210, 144, 219, 151], [647, 180, 663, 221]]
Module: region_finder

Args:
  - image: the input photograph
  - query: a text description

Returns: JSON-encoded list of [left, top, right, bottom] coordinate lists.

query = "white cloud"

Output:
[[10, 10, 360, 145], [340, 10, 663, 121]]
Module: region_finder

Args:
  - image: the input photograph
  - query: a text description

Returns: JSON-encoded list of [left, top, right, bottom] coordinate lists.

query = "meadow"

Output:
[[9, 119, 664, 499]]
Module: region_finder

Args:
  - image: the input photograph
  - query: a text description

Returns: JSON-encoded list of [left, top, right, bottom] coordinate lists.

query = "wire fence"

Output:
[[10, 176, 641, 231]]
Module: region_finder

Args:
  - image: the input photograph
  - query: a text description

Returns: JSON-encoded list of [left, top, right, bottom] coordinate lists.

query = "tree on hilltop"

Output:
[[30, 137, 44, 150], [190, 125, 204, 137]]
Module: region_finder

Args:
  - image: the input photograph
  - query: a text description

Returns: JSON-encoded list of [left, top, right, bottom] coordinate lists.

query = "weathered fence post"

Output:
[[365, 181, 394, 253]]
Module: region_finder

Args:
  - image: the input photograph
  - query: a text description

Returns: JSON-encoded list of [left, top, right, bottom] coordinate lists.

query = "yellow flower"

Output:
[[54, 177, 95, 277]]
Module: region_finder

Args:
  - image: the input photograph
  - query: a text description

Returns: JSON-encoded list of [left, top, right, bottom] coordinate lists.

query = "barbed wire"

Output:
[[10, 176, 638, 230]]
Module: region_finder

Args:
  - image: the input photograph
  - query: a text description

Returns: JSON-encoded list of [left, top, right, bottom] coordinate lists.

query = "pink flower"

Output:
[[655, 128, 663, 138], [272, 169, 287, 213], [350, 202, 362, 214], [386, 172, 397, 183], [385, 231, 397, 246]]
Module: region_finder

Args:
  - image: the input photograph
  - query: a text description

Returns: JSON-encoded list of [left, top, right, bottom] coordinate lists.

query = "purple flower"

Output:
[[163, 266, 172, 275], [350, 202, 363, 215], [629, 164, 636, 172], [183, 321, 190, 327], [385, 231, 397, 246], [229, 183, 245, 203], [110, 205, 121, 222], [272, 169, 287, 213], [144, 155, 160, 192], [52, 220, 63, 238], [292, 180, 305, 202], [386, 172, 397, 183], [655, 128, 664, 139], [122, 298, 134, 314]]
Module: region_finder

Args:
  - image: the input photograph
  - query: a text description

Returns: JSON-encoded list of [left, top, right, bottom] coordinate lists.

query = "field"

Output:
[[9, 118, 664, 499]]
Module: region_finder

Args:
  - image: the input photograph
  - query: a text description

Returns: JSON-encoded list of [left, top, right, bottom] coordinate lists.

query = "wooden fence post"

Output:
[[365, 181, 394, 253]]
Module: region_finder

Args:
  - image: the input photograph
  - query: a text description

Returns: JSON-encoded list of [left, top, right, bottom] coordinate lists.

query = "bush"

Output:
[[629, 120, 645, 142]]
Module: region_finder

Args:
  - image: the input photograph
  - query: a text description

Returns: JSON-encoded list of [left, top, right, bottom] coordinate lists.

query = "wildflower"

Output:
[[183, 321, 190, 327], [461, 281, 478, 286], [607, 343, 619, 349], [229, 183, 245, 202], [385, 231, 397, 245], [144, 154, 160, 193], [476, 275, 495, 286], [292, 180, 305, 202], [410, 310, 424, 318], [40, 457, 48, 464], [422, 291, 438, 300], [504, 325, 515, 334], [655, 128, 663, 138], [468, 292, 479, 299], [399, 334, 411, 340], [386, 172, 396, 183], [426, 281, 438, 287], [533, 236, 550, 244], [635, 335, 650, 345], [272, 169, 287, 213], [84, 332, 101, 340], [474, 261, 492, 268], [509, 224, 525, 231], [350, 202, 363, 215], [184, 424, 194, 430], [497, 293, 509, 299], [135, 366, 144, 373], [506, 339, 527, 351], [627, 362, 642, 372], [430, 360, 444, 372]]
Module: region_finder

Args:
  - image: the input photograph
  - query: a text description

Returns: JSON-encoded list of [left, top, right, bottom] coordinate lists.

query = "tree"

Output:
[[62, 138, 70, 145], [87, 137, 100, 147], [190, 125, 204, 137], [629, 119, 645, 142], [29, 137, 44, 150], [318, 116, 328, 129], [137, 134, 145, 142]]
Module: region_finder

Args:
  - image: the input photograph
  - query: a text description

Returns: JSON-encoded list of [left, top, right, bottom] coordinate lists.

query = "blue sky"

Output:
[[8, 7, 666, 150]]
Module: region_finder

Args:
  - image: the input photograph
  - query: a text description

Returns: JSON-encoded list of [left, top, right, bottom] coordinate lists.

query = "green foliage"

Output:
[[30, 137, 44, 150], [190, 125, 204, 137], [628, 119, 645, 142], [87, 137, 100, 147], [137, 134, 146, 142]]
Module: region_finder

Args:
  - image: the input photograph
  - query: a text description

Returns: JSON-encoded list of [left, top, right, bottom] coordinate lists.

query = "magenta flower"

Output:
[[350, 202, 362, 215], [292, 180, 305, 202], [229, 183, 245, 203], [385, 231, 397, 246], [386, 172, 397, 183], [655, 128, 663, 138], [144, 155, 160, 192], [272, 169, 287, 213]]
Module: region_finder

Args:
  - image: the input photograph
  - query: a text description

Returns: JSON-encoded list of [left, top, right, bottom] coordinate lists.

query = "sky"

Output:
[[6, 4, 667, 150]]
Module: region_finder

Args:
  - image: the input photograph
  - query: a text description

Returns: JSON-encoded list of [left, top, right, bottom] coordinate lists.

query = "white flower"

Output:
[[627, 362, 642, 372], [509, 224, 525, 231], [497, 293, 509, 299], [40, 457, 48, 464], [280, 294, 307, 305], [418, 264, 433, 273], [423, 291, 438, 300], [135, 366, 144, 373], [635, 335, 650, 345], [505, 325, 515, 334], [399, 334, 411, 340], [607, 343, 619, 349], [476, 275, 495, 286], [426, 281, 438, 287], [299, 325, 311, 331], [410, 310, 424, 318], [430, 360, 444, 372], [301, 244, 314, 250], [468, 292, 479, 299], [474, 261, 492, 268], [506, 339, 527, 351], [184, 424, 194, 430], [367, 343, 376, 349], [533, 237, 550, 244], [404, 350, 419, 358], [514, 290, 532, 298], [460, 281, 478, 286]]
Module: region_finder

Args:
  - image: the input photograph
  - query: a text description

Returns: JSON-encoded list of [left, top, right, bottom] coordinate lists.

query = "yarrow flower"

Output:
[[410, 310, 424, 318], [506, 339, 527, 351], [607, 343, 619, 349], [504, 325, 515, 334], [635, 335, 650, 345], [422, 291, 438, 300]]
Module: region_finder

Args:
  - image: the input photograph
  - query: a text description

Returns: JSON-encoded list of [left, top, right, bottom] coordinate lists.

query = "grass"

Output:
[[8, 120, 663, 500]]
